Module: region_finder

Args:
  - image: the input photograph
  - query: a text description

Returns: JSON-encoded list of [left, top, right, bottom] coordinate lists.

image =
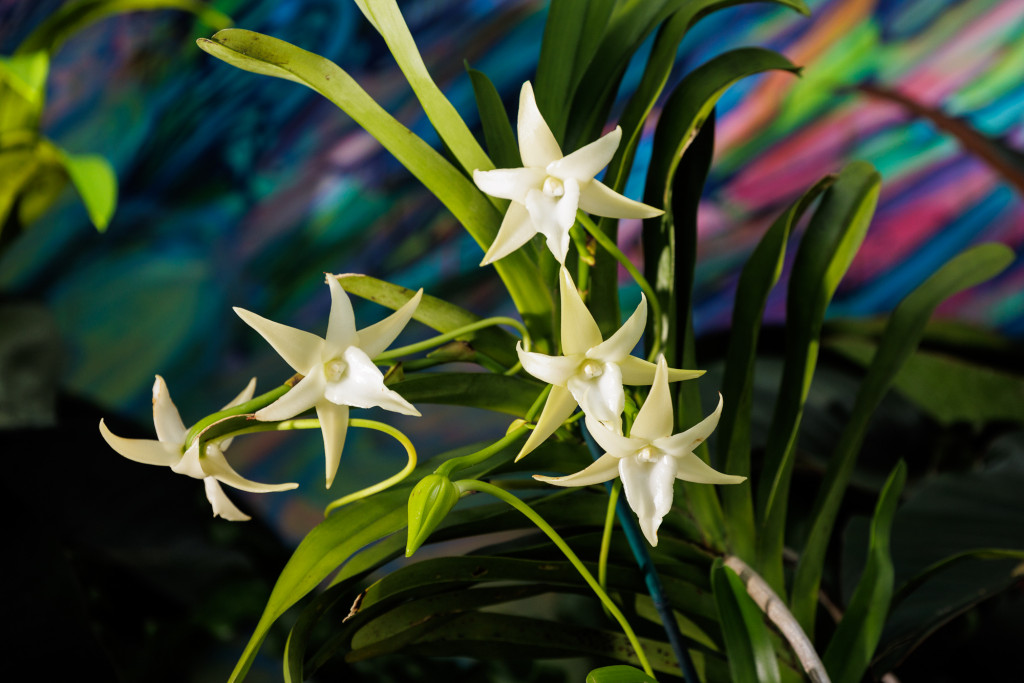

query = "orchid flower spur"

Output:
[[473, 81, 663, 265], [234, 274, 422, 487], [99, 376, 298, 521], [535, 357, 745, 546], [515, 267, 703, 460]]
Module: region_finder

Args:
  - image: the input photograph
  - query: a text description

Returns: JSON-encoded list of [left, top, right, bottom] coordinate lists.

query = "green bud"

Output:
[[406, 474, 461, 557]]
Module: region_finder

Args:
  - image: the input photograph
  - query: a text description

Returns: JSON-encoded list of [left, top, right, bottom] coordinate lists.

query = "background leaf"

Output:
[[58, 150, 118, 232]]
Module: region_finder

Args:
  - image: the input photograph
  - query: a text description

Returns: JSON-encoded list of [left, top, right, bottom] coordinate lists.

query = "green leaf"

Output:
[[197, 29, 554, 341], [711, 560, 782, 683], [790, 243, 1014, 633], [58, 150, 117, 231], [755, 161, 881, 593], [719, 175, 834, 560], [467, 67, 520, 170], [392, 372, 541, 416], [586, 665, 659, 683], [17, 0, 231, 55], [0, 51, 49, 109], [822, 461, 906, 683], [350, 0, 492, 177]]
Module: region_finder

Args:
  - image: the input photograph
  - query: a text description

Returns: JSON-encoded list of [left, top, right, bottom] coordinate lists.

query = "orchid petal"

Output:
[[619, 355, 705, 384], [255, 371, 325, 422], [201, 445, 298, 493], [559, 266, 602, 353], [567, 360, 624, 430], [170, 441, 206, 479], [546, 126, 620, 181], [359, 288, 423, 359], [584, 414, 645, 458], [590, 295, 646, 362], [656, 393, 724, 456], [533, 453, 620, 487], [473, 167, 546, 202], [152, 375, 186, 444], [99, 419, 180, 466], [516, 384, 578, 461], [629, 357, 673, 441], [204, 478, 251, 521], [234, 306, 323, 374], [578, 178, 664, 219], [517, 81, 561, 167], [323, 346, 420, 416], [517, 344, 581, 386], [315, 400, 349, 487], [619, 454, 677, 546], [674, 452, 746, 485], [480, 202, 536, 266], [525, 182, 578, 265], [325, 274, 358, 354]]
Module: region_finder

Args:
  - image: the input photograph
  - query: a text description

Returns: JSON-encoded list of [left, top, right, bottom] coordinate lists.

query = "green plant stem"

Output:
[[184, 380, 296, 448], [598, 479, 622, 594], [324, 419, 418, 514], [374, 316, 531, 361], [577, 213, 663, 359], [456, 479, 656, 679], [435, 423, 529, 477], [207, 418, 322, 441]]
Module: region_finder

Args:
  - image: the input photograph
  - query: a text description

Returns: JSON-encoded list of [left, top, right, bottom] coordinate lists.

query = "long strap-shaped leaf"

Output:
[[755, 161, 881, 594], [467, 67, 521, 170], [821, 461, 907, 683], [197, 30, 554, 340], [788, 242, 1014, 633], [711, 560, 782, 683], [718, 175, 834, 562]]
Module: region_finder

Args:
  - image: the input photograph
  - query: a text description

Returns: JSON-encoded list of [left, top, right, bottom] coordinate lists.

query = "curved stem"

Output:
[[435, 423, 529, 477], [598, 478, 621, 594], [577, 213, 663, 359], [324, 419, 418, 514], [374, 317, 530, 361], [207, 418, 322, 442], [456, 479, 656, 679], [184, 379, 298, 448]]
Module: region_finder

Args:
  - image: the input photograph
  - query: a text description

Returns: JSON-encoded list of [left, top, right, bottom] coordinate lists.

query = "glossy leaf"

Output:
[[392, 372, 541, 416], [467, 67, 521, 170], [791, 243, 1015, 632], [711, 560, 781, 683], [586, 665, 659, 683], [58, 150, 117, 232]]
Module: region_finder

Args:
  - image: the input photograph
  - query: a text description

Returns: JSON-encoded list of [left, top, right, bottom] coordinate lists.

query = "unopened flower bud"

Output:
[[406, 474, 462, 556]]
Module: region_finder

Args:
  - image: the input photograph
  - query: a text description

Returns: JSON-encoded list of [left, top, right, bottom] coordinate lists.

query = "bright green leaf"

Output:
[[58, 150, 117, 231], [586, 665, 659, 683]]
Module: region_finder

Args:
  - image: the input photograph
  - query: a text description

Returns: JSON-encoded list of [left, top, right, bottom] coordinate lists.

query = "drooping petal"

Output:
[[517, 81, 562, 168], [171, 441, 206, 479], [222, 377, 258, 410], [584, 414, 645, 458], [674, 452, 746, 485], [578, 178, 664, 219], [629, 357, 673, 441], [558, 266, 602, 353], [322, 346, 420, 416], [567, 360, 624, 430], [152, 375, 186, 444], [533, 453, 620, 487], [359, 289, 423, 359], [254, 371, 325, 422], [619, 454, 677, 546], [325, 275, 358, 355], [546, 126, 621, 182], [590, 295, 646, 362], [517, 344, 581, 386], [619, 355, 705, 385], [99, 419, 181, 466], [480, 202, 536, 266], [316, 400, 349, 488], [655, 393, 724, 457], [204, 478, 251, 521], [473, 167, 546, 202], [200, 443, 298, 493], [516, 384, 578, 461], [234, 306, 323, 374], [525, 181, 579, 265]]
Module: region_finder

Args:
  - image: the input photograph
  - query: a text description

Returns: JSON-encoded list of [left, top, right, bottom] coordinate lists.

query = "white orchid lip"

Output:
[[234, 274, 423, 487], [473, 81, 663, 265]]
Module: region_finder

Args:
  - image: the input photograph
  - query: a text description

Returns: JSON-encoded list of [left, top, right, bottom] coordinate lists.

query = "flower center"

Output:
[[324, 358, 348, 382], [637, 446, 657, 463], [581, 359, 603, 378], [542, 176, 564, 198]]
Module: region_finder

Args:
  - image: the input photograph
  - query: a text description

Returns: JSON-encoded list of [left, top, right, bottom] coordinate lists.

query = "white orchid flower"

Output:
[[473, 81, 663, 265], [535, 357, 745, 546], [515, 267, 703, 460], [99, 376, 298, 521], [234, 274, 422, 487]]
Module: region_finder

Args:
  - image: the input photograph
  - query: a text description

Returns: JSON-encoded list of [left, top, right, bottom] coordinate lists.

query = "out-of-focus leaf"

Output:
[[0, 51, 49, 112], [755, 161, 881, 593], [792, 243, 1015, 632], [586, 665, 659, 683], [467, 67, 521, 170], [58, 150, 117, 232], [711, 560, 781, 683], [392, 372, 540, 416], [823, 461, 906, 683]]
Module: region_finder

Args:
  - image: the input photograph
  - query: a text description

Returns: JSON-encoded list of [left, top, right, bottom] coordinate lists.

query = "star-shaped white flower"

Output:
[[515, 267, 703, 460], [535, 357, 745, 546], [234, 274, 422, 487], [473, 81, 663, 265], [99, 376, 298, 521]]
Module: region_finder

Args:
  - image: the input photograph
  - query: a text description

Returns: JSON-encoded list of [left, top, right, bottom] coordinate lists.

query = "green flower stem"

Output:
[[435, 423, 529, 477], [577, 213, 663, 359], [184, 380, 296, 448], [373, 317, 531, 361], [598, 478, 622, 594], [324, 419, 418, 514], [207, 418, 322, 441], [456, 479, 656, 680]]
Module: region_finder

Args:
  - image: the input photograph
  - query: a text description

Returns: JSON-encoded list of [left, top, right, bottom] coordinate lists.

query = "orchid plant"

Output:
[[97, 1, 1017, 682]]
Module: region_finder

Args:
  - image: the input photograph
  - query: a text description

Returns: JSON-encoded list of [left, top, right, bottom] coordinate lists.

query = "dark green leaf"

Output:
[[711, 560, 782, 683], [392, 372, 541, 416], [467, 67, 521, 170], [587, 665, 659, 683]]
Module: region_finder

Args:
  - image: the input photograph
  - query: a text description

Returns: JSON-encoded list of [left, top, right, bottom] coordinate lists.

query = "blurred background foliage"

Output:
[[0, 0, 1021, 680]]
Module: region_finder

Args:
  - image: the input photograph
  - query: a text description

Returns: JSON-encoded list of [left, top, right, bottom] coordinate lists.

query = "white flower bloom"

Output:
[[234, 274, 422, 487], [473, 81, 663, 265], [99, 376, 297, 521], [516, 267, 703, 460], [535, 357, 745, 546]]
